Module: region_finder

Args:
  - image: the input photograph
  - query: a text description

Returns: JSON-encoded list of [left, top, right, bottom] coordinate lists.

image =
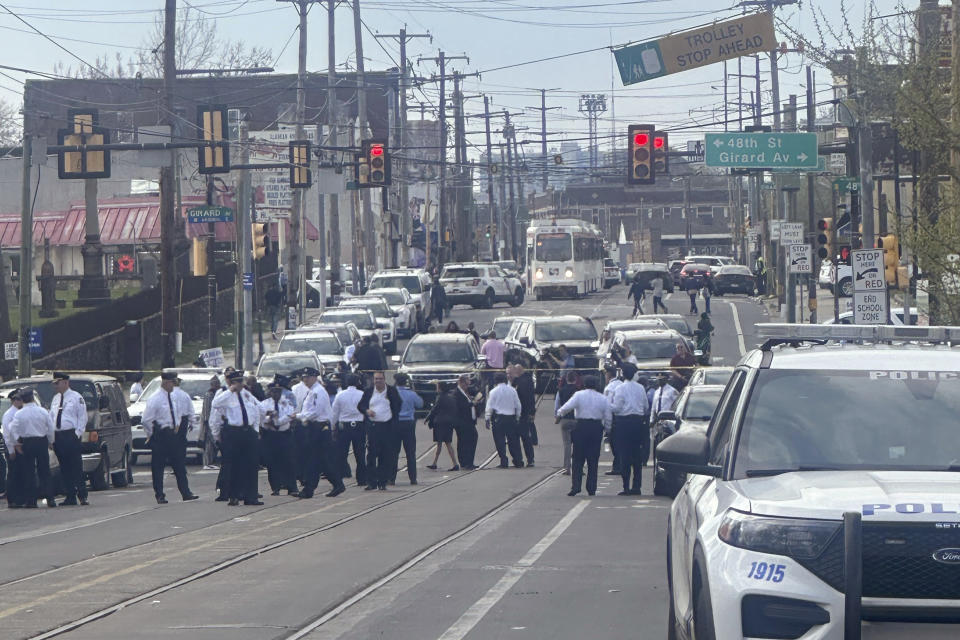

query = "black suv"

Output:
[[503, 315, 599, 391], [393, 333, 484, 408], [0, 374, 134, 491]]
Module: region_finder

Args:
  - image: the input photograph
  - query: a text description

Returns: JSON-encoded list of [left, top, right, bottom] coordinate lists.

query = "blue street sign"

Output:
[[28, 328, 42, 355], [242, 272, 254, 291]]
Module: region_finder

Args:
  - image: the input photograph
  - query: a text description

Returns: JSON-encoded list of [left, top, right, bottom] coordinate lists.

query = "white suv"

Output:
[[440, 262, 524, 309], [660, 323, 960, 640]]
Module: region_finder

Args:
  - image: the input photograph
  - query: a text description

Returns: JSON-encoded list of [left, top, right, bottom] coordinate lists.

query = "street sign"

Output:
[[613, 12, 775, 85], [187, 206, 234, 224], [852, 249, 885, 292], [705, 132, 819, 169], [4, 342, 16, 360], [788, 244, 812, 274], [779, 222, 804, 245], [242, 272, 254, 291], [199, 347, 224, 368], [770, 220, 781, 241], [28, 328, 42, 356], [833, 177, 860, 195], [853, 290, 889, 325]]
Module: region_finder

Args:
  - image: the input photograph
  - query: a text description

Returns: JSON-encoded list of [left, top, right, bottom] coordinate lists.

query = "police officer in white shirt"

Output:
[[602, 365, 624, 477], [260, 376, 299, 497], [3, 389, 25, 508], [294, 367, 344, 498], [10, 390, 56, 508], [142, 372, 199, 504], [556, 375, 612, 497], [484, 372, 523, 469], [330, 373, 366, 487], [611, 363, 650, 495], [211, 370, 265, 506], [49, 372, 90, 506]]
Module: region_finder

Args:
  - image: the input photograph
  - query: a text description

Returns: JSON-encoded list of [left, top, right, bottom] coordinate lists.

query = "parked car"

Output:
[[651, 383, 725, 497], [503, 315, 599, 392], [366, 287, 418, 338], [393, 333, 484, 409], [829, 261, 854, 297], [600, 328, 688, 379], [712, 264, 755, 295], [129, 369, 223, 466], [667, 259, 687, 278], [256, 351, 324, 386], [687, 366, 735, 387], [651, 313, 696, 352], [489, 315, 531, 341], [279, 328, 349, 384], [338, 296, 398, 354], [317, 307, 379, 344], [1, 374, 134, 490], [684, 254, 733, 273], [598, 317, 668, 359], [679, 262, 712, 289], [630, 262, 675, 293], [440, 262, 525, 308], [367, 268, 432, 329], [603, 258, 621, 288]]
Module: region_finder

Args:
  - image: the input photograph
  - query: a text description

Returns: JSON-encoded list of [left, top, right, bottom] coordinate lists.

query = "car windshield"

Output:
[[319, 310, 375, 329], [492, 318, 517, 338], [625, 337, 681, 360], [735, 370, 960, 477], [721, 266, 752, 276], [657, 317, 692, 335], [312, 326, 351, 345], [372, 290, 404, 305], [342, 300, 391, 317], [404, 341, 474, 363], [535, 321, 597, 342], [535, 233, 572, 262], [689, 257, 718, 265], [138, 377, 213, 402], [443, 268, 481, 279], [371, 275, 422, 293], [258, 356, 321, 377], [681, 389, 723, 420], [278, 334, 342, 355]]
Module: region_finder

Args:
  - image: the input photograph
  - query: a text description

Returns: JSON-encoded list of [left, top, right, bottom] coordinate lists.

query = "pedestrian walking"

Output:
[[357, 371, 402, 490], [3, 389, 25, 508], [426, 382, 459, 471], [485, 372, 523, 468], [211, 370, 266, 506], [391, 373, 423, 485], [259, 378, 299, 496], [330, 374, 367, 486], [509, 364, 537, 465], [686, 279, 699, 315], [142, 372, 199, 504], [627, 278, 645, 315], [430, 278, 448, 325], [556, 375, 612, 497], [554, 372, 579, 475], [650, 275, 669, 313], [49, 372, 89, 506], [452, 374, 482, 470], [700, 275, 713, 314], [293, 367, 344, 498], [602, 365, 623, 476], [611, 364, 649, 495], [8, 390, 56, 509], [265, 284, 283, 338]]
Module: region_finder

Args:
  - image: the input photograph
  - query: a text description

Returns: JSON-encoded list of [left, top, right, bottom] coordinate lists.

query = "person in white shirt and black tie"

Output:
[[9, 390, 56, 508], [556, 375, 613, 497], [211, 370, 266, 506], [259, 377, 299, 497], [142, 372, 199, 504], [294, 367, 344, 498], [484, 372, 523, 469], [49, 372, 90, 506], [611, 363, 650, 495], [650, 372, 679, 425], [357, 371, 402, 490]]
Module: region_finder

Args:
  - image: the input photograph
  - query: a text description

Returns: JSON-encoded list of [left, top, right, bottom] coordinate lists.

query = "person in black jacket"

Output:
[[426, 382, 459, 470], [627, 278, 646, 315], [354, 335, 388, 386], [452, 374, 482, 470], [356, 371, 402, 490], [430, 278, 448, 325], [510, 364, 537, 467]]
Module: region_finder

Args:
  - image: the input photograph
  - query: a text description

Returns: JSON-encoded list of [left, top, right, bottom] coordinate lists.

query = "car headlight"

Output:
[[565, 268, 574, 278], [535, 268, 544, 280], [718, 510, 841, 560]]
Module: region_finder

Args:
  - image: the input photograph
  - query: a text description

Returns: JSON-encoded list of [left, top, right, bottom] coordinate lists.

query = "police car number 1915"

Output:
[[746, 561, 785, 583]]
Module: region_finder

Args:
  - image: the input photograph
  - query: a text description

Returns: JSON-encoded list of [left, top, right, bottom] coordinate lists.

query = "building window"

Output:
[[713, 206, 726, 218], [671, 206, 683, 219]]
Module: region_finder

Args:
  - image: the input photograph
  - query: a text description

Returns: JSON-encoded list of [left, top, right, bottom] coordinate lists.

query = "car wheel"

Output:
[[839, 277, 854, 297], [509, 287, 524, 307], [483, 289, 495, 308], [693, 565, 717, 640], [111, 448, 130, 488], [90, 449, 110, 491]]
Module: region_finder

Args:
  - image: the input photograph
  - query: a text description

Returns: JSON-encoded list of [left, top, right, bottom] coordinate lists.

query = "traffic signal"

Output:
[[191, 238, 207, 276], [197, 105, 230, 174], [58, 109, 111, 179], [358, 139, 390, 187], [289, 140, 312, 188], [816, 217, 834, 260], [627, 124, 656, 185], [653, 131, 669, 176], [879, 234, 900, 285], [252, 223, 268, 260], [485, 225, 491, 238]]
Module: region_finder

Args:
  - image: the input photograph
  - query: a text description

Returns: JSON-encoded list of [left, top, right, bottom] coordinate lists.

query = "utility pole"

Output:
[[240, 120, 254, 367], [351, 0, 375, 278], [325, 0, 340, 299], [483, 96, 498, 260], [805, 65, 818, 323], [527, 89, 560, 192], [159, 0, 177, 368], [206, 176, 217, 346], [17, 133, 32, 376], [497, 142, 508, 260], [504, 114, 516, 261]]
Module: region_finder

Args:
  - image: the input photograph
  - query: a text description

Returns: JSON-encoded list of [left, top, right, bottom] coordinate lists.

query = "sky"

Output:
[[0, 0, 908, 162]]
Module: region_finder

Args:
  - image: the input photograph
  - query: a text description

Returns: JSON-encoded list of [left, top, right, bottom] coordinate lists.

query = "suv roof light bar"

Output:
[[756, 323, 960, 348]]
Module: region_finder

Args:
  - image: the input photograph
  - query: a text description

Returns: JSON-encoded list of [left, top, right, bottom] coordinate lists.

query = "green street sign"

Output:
[[833, 177, 860, 195], [187, 206, 234, 223], [705, 132, 819, 169]]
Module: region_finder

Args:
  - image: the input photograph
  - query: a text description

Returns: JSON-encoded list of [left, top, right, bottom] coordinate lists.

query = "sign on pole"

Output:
[[199, 347, 224, 368], [851, 249, 885, 292], [853, 291, 889, 325], [705, 132, 819, 169], [614, 12, 775, 85], [187, 206, 234, 223], [770, 221, 781, 241], [4, 342, 17, 360], [789, 244, 812, 274], [28, 328, 42, 356], [242, 272, 254, 291], [779, 222, 804, 245]]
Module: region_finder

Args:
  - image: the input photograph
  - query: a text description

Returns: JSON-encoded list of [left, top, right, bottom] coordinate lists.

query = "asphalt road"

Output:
[[0, 284, 770, 640]]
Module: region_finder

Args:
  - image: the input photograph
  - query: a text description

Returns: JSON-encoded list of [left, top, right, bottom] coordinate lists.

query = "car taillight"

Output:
[[471, 279, 481, 286]]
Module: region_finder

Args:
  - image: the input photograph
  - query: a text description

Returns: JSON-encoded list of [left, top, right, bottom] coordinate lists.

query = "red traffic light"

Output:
[[817, 219, 829, 231], [634, 133, 649, 146], [653, 136, 665, 149], [370, 144, 384, 157]]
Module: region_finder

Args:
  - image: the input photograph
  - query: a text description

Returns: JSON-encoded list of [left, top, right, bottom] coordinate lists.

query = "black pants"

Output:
[[366, 420, 392, 488], [517, 415, 535, 464], [617, 415, 649, 491], [688, 292, 698, 314], [6, 453, 24, 506], [337, 422, 367, 485], [301, 422, 342, 495], [491, 414, 522, 466], [261, 429, 297, 492], [391, 420, 417, 483], [19, 437, 54, 506], [609, 416, 623, 473], [455, 421, 478, 468], [652, 296, 668, 313], [571, 419, 604, 495], [54, 430, 86, 500], [223, 425, 259, 502], [150, 428, 192, 500]]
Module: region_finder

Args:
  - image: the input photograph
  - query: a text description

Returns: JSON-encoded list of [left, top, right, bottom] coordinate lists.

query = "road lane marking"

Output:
[[436, 500, 589, 640], [0, 507, 157, 547], [729, 300, 747, 356]]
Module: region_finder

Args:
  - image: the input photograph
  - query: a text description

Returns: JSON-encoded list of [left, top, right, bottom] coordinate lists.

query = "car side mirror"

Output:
[[391, 355, 401, 363], [656, 429, 721, 477], [656, 410, 677, 422]]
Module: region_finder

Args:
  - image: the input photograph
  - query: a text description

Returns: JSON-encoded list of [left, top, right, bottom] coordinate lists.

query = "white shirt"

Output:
[[2, 404, 19, 451], [10, 403, 55, 443], [141, 389, 189, 438], [211, 387, 265, 435], [343, 343, 356, 365], [130, 381, 144, 400], [331, 386, 364, 425], [298, 381, 332, 423], [485, 383, 522, 421], [557, 389, 612, 430], [260, 395, 297, 431], [603, 378, 622, 403], [367, 387, 392, 423], [611, 380, 649, 417], [652, 277, 664, 297], [50, 388, 88, 437], [292, 381, 311, 410], [651, 384, 679, 419]]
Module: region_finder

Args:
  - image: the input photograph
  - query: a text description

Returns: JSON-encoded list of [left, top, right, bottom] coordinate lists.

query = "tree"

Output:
[[0, 99, 22, 148]]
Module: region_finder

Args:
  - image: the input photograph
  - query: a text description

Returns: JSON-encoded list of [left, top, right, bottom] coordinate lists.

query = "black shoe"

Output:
[[79, 498, 89, 506], [365, 485, 377, 491], [299, 491, 313, 499], [567, 489, 580, 497], [448, 465, 460, 471], [410, 479, 418, 485], [513, 462, 524, 468], [228, 499, 240, 506], [588, 491, 596, 496], [156, 496, 169, 504], [182, 494, 199, 501], [287, 490, 301, 497], [526, 462, 535, 468], [326, 486, 345, 497], [245, 500, 265, 506], [630, 488, 642, 495], [617, 490, 631, 496], [426, 464, 437, 470], [270, 490, 281, 496], [60, 498, 78, 506], [378, 484, 387, 491], [497, 463, 509, 469], [605, 470, 620, 476], [215, 495, 229, 502]]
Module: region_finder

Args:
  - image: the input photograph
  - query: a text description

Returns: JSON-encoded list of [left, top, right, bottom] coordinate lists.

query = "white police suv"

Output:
[[660, 324, 960, 640]]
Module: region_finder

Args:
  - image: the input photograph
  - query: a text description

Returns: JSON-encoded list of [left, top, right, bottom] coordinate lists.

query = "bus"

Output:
[[526, 218, 605, 300]]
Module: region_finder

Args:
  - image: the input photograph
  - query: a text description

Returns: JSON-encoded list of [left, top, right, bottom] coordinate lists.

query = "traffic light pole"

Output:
[[206, 176, 217, 347]]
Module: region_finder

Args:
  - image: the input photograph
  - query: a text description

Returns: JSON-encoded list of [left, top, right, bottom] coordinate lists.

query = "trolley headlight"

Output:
[[718, 510, 841, 560], [535, 268, 544, 280], [564, 268, 574, 278]]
